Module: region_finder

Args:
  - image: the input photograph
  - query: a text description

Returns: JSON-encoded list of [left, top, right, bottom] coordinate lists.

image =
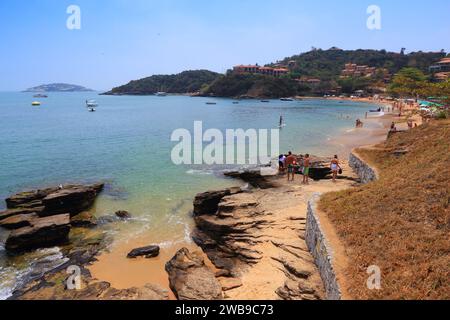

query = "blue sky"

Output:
[[1, 0, 449, 91]]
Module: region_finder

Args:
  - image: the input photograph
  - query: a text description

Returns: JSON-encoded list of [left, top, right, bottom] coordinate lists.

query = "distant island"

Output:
[[103, 70, 220, 95], [24, 83, 94, 92], [104, 48, 448, 99]]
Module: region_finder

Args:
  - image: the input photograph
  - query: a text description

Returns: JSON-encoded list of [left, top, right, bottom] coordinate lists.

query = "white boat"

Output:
[[155, 92, 167, 97], [86, 100, 98, 112], [280, 98, 294, 101]]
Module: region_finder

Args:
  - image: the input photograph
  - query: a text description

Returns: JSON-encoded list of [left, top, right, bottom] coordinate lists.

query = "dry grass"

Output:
[[319, 120, 450, 300]]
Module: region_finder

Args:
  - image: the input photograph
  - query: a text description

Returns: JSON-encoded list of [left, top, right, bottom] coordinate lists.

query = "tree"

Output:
[[388, 67, 427, 98]]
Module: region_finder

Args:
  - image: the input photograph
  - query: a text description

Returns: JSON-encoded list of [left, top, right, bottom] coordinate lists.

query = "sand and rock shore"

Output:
[[0, 103, 399, 300]]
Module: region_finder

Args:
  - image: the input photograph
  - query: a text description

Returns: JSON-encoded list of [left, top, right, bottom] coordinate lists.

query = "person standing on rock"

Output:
[[303, 154, 311, 185], [285, 152, 296, 182], [330, 155, 342, 183]]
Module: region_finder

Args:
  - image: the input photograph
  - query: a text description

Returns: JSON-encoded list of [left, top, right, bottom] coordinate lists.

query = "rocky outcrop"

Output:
[[193, 187, 242, 216], [5, 214, 71, 252], [127, 245, 160, 259], [192, 182, 325, 300], [223, 168, 278, 189], [1, 183, 104, 253], [165, 248, 223, 300], [349, 152, 377, 184]]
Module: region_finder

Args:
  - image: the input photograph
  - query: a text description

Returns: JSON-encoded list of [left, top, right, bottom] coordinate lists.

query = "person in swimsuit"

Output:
[[330, 155, 342, 183], [285, 152, 296, 182], [303, 154, 311, 185]]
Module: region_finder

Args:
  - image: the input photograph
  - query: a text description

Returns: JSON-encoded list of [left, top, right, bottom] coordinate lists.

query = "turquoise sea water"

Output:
[[0, 92, 378, 298]]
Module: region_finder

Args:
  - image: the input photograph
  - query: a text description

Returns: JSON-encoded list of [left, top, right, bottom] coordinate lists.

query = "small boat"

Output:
[[86, 100, 98, 112], [280, 98, 294, 102], [33, 94, 48, 98], [261, 100, 270, 103], [232, 101, 240, 104], [32, 101, 41, 106], [155, 92, 167, 97], [206, 102, 217, 105]]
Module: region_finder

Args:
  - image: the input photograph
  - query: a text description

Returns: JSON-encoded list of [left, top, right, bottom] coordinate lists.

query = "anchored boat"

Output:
[[86, 100, 98, 112], [31, 101, 41, 106]]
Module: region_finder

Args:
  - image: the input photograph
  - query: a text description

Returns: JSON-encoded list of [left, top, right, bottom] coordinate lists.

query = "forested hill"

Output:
[[103, 70, 221, 95], [274, 48, 446, 80]]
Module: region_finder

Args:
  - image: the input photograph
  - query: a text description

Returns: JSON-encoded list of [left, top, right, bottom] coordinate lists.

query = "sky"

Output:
[[0, 0, 449, 91]]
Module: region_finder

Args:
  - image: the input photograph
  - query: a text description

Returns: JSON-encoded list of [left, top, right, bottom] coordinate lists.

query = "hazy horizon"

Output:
[[1, 0, 449, 91]]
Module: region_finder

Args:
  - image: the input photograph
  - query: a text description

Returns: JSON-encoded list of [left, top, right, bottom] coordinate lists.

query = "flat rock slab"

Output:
[[0, 213, 38, 230], [165, 248, 223, 300], [5, 214, 71, 252], [41, 187, 97, 217], [127, 245, 160, 259]]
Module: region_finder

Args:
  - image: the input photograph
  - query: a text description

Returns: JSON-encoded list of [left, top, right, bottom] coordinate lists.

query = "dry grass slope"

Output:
[[319, 120, 450, 300]]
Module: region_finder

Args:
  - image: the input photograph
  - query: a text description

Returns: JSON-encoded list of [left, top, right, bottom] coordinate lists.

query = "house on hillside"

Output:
[[233, 65, 289, 77], [429, 58, 450, 82]]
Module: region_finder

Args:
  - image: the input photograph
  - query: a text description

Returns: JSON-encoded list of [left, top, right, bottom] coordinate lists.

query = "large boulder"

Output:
[[165, 248, 223, 300], [41, 186, 98, 217], [127, 245, 160, 259], [5, 214, 71, 252]]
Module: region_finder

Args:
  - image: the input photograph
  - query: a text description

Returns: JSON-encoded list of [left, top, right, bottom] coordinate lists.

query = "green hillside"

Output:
[[104, 70, 221, 95]]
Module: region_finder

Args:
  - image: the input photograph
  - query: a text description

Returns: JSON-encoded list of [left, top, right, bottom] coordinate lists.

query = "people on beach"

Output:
[[356, 119, 364, 128], [303, 154, 311, 185], [285, 152, 296, 182], [330, 155, 342, 183], [278, 154, 286, 173], [390, 122, 397, 133]]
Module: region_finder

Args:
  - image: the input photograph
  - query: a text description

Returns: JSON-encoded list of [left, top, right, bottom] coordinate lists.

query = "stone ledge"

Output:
[[305, 194, 341, 300], [349, 151, 378, 184]]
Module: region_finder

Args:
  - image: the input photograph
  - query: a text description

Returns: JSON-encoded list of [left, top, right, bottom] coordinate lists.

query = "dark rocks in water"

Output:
[[127, 245, 160, 259], [70, 211, 97, 228], [165, 248, 223, 300], [41, 186, 98, 217], [0, 213, 38, 230], [5, 214, 71, 253], [193, 187, 242, 216], [6, 187, 59, 209], [4, 183, 104, 219], [115, 210, 132, 219], [224, 169, 277, 189]]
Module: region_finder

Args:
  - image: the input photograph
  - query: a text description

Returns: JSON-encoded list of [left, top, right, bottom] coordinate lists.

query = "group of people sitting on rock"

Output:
[[278, 153, 343, 184]]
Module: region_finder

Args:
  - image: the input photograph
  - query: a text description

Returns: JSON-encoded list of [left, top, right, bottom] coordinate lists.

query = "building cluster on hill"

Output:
[[429, 57, 450, 82], [340, 63, 391, 82], [233, 64, 290, 77]]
